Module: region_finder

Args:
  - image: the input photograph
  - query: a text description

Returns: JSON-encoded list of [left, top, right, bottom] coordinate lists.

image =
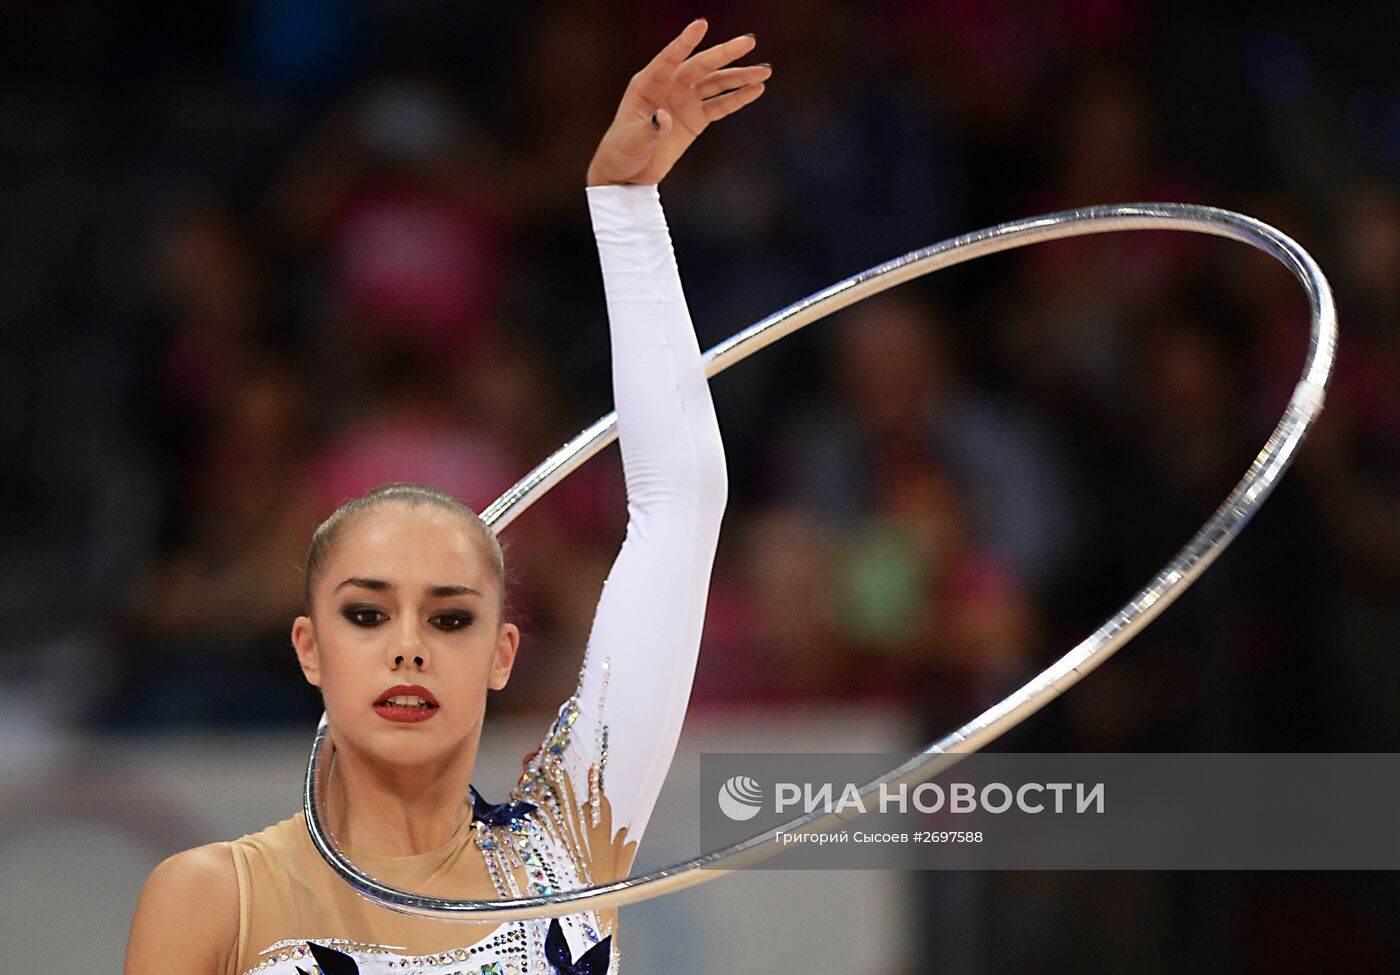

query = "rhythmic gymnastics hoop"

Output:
[[304, 202, 1336, 921]]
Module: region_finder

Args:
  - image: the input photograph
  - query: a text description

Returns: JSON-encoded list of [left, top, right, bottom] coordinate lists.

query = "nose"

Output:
[[388, 620, 430, 672]]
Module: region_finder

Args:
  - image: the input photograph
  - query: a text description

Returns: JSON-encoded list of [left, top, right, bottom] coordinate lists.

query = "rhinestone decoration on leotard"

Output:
[[586, 659, 611, 828]]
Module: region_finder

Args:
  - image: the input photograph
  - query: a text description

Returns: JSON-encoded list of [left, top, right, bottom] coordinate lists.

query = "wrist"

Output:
[[587, 167, 652, 188], [586, 154, 616, 187], [587, 152, 658, 187]]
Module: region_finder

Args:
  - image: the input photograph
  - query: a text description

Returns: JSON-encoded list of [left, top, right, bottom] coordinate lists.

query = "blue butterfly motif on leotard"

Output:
[[546, 918, 612, 974], [470, 784, 538, 827], [301, 942, 358, 975]]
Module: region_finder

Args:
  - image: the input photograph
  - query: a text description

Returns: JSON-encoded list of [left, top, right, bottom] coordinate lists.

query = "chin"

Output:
[[371, 721, 473, 764]]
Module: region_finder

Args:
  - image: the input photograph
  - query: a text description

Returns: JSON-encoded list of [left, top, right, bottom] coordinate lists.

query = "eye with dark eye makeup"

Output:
[[431, 611, 475, 632], [343, 606, 388, 628]]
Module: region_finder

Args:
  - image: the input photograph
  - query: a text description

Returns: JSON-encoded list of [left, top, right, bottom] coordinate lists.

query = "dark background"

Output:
[[2, 1, 1398, 971]]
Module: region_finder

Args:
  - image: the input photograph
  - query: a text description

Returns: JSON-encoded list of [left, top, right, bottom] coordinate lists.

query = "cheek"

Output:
[[440, 638, 494, 685], [436, 639, 497, 709], [314, 632, 375, 707]]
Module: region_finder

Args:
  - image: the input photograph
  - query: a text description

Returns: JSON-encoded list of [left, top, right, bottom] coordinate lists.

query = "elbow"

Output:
[[711, 453, 730, 518], [694, 426, 729, 516], [633, 435, 727, 528], [623, 402, 728, 522], [696, 447, 728, 543]]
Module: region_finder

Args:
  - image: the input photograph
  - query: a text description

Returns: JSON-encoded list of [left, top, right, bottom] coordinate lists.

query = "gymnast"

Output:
[[125, 18, 767, 974]]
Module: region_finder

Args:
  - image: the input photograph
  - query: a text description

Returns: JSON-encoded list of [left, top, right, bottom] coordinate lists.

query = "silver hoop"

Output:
[[305, 203, 1336, 920]]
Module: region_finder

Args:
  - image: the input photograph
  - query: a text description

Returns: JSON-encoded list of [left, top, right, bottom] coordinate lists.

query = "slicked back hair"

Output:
[[303, 483, 506, 621]]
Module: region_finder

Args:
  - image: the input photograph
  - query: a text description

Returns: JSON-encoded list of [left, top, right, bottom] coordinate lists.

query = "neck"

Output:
[[325, 730, 480, 858]]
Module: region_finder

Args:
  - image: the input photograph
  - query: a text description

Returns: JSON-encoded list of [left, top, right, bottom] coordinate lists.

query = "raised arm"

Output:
[[513, 21, 768, 852]]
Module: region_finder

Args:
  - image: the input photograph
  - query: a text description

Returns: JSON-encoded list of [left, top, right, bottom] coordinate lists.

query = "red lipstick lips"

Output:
[[373, 684, 440, 723]]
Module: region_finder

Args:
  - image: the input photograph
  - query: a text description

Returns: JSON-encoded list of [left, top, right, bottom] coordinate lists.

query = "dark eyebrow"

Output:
[[332, 578, 481, 599], [428, 584, 483, 599], [335, 577, 391, 594]]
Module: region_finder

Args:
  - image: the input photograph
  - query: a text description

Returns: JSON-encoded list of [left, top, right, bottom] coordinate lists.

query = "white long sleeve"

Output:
[[512, 183, 727, 852]]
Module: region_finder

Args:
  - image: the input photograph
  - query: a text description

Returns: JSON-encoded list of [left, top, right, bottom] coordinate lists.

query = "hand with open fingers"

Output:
[[586, 18, 770, 187]]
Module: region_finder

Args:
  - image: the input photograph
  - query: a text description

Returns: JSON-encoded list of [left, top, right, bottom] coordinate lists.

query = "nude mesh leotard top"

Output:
[[225, 183, 727, 975]]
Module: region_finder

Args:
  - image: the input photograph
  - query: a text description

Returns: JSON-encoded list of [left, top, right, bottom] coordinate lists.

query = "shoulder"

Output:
[[125, 843, 239, 975], [152, 840, 239, 888], [229, 811, 305, 852]]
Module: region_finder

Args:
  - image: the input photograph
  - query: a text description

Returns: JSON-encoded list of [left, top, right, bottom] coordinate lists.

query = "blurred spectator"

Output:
[[272, 77, 513, 360], [693, 506, 850, 705], [147, 205, 272, 482], [777, 291, 1081, 596], [111, 356, 318, 726], [303, 337, 516, 519]]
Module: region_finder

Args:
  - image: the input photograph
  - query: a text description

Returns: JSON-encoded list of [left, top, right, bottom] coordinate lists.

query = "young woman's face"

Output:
[[291, 503, 518, 769]]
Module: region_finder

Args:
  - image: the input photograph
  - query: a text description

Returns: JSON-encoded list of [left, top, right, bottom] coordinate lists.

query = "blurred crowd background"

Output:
[[2, 1, 1398, 971]]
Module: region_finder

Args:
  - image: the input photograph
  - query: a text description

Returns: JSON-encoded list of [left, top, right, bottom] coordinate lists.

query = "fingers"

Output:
[[692, 63, 772, 100], [702, 82, 767, 123], [674, 33, 759, 86], [641, 18, 709, 76]]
